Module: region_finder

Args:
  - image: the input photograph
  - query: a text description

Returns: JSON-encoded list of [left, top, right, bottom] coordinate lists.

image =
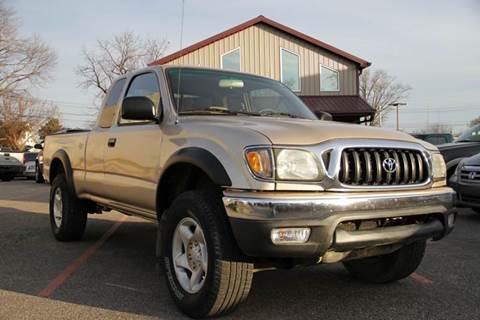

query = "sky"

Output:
[[10, 0, 480, 132]]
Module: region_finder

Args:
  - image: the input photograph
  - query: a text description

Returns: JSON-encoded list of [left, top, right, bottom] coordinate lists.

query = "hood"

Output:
[[463, 153, 480, 166], [438, 141, 479, 151], [180, 116, 422, 145]]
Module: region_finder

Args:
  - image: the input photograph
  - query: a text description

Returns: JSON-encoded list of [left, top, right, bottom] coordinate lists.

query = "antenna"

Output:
[[175, 0, 185, 125]]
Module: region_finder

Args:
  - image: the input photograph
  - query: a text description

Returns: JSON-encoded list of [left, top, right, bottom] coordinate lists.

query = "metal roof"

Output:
[[300, 95, 374, 117]]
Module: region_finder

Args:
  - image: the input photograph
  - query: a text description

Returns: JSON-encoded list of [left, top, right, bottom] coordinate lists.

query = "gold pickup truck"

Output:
[[43, 66, 456, 318]]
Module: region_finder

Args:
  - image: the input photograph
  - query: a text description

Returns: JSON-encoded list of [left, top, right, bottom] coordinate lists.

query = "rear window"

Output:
[[24, 153, 37, 161], [425, 136, 448, 145]]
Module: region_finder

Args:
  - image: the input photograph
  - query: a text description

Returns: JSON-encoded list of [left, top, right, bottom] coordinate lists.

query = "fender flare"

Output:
[[446, 157, 465, 172], [50, 149, 76, 194], [163, 147, 232, 187]]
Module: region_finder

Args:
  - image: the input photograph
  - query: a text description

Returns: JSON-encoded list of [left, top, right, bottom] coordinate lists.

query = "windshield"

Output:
[[166, 68, 317, 120], [457, 124, 480, 142]]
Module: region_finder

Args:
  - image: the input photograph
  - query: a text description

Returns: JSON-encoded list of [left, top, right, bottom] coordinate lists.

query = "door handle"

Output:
[[107, 138, 117, 147]]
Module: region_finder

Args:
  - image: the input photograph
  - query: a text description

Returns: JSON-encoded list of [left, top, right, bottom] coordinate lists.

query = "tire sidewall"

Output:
[[162, 192, 220, 317], [49, 175, 69, 237], [35, 164, 44, 183]]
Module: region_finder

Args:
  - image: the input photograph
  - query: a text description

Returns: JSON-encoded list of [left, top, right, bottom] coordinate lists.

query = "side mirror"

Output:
[[317, 111, 333, 121], [122, 96, 158, 121], [34, 143, 43, 150]]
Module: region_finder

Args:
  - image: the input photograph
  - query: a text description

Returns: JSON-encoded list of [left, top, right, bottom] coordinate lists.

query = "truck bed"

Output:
[[43, 130, 91, 184]]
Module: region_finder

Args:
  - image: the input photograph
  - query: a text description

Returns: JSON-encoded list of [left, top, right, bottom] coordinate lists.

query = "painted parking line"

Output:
[[37, 215, 128, 298], [410, 272, 433, 285]]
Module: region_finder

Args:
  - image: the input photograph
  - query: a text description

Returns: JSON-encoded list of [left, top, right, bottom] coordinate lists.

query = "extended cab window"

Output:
[[98, 79, 126, 128], [120, 72, 160, 124]]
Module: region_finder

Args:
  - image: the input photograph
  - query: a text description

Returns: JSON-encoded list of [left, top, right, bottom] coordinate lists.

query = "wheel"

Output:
[[35, 163, 45, 183], [49, 174, 88, 241], [161, 190, 253, 318], [343, 240, 426, 283], [1, 174, 13, 181]]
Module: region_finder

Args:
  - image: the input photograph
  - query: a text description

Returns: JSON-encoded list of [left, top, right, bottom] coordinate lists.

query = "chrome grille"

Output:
[[339, 148, 429, 186], [460, 166, 480, 183]]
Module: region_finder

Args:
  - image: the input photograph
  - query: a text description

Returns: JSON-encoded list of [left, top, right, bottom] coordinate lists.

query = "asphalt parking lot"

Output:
[[0, 180, 479, 319]]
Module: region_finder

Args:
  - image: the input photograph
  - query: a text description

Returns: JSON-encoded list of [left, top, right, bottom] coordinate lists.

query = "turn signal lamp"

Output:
[[245, 148, 273, 179]]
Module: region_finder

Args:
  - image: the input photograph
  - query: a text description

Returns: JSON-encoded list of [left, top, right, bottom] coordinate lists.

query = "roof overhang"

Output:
[[300, 95, 374, 118]]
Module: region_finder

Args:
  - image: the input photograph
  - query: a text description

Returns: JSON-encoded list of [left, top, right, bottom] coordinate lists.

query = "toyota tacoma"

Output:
[[43, 66, 456, 318]]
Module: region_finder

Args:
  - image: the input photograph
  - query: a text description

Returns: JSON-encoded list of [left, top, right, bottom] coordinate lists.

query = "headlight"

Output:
[[245, 147, 324, 181], [275, 149, 323, 180], [431, 153, 446, 186]]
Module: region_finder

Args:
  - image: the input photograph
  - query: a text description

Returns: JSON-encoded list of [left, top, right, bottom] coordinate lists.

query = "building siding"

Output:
[[166, 23, 358, 96]]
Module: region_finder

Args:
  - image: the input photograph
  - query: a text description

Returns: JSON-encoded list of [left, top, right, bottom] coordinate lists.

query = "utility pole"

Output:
[[389, 102, 407, 131]]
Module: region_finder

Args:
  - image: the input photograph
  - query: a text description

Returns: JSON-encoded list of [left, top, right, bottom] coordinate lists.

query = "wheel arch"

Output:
[[446, 157, 465, 178], [49, 150, 76, 194], [156, 147, 232, 216]]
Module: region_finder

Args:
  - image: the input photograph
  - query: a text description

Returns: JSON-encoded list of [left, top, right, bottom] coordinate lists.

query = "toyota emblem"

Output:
[[382, 158, 397, 173]]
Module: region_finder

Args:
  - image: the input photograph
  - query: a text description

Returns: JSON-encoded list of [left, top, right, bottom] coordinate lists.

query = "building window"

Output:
[[221, 48, 240, 71], [280, 48, 300, 91], [320, 65, 339, 91]]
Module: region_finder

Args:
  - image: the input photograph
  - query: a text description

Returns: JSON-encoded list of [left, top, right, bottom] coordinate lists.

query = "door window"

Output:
[[120, 73, 161, 124]]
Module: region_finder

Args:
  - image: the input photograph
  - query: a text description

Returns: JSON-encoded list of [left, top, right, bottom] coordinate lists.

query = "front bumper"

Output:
[[223, 187, 456, 258], [0, 165, 24, 176]]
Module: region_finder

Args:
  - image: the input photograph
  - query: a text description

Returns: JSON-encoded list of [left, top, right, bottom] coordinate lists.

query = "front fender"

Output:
[[164, 147, 232, 186]]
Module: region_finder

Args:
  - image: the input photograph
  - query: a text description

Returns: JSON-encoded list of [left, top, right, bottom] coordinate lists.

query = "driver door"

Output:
[[102, 72, 163, 213]]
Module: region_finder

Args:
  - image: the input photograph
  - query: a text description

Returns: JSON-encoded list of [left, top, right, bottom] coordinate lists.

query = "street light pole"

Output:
[[389, 102, 407, 131]]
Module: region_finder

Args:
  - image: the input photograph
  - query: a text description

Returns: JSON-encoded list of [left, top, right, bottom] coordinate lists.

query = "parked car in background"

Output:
[[438, 124, 480, 178], [449, 153, 480, 214], [22, 152, 38, 179], [413, 133, 454, 145], [34, 142, 45, 183], [0, 148, 24, 163], [0, 152, 24, 181]]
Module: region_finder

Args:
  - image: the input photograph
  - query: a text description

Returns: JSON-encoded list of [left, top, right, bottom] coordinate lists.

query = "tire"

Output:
[[343, 240, 427, 283], [474, 208, 480, 214], [161, 190, 253, 318], [49, 174, 88, 241], [35, 164, 45, 183], [1, 174, 13, 181]]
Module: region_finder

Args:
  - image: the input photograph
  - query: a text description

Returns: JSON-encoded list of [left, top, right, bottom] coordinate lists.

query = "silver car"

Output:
[[0, 152, 24, 181]]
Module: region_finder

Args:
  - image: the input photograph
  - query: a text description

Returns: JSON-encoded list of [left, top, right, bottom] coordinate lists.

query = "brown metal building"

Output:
[[149, 15, 374, 122]]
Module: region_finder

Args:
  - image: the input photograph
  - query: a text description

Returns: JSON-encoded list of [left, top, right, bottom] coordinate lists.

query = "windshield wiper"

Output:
[[179, 106, 261, 116], [259, 110, 301, 118]]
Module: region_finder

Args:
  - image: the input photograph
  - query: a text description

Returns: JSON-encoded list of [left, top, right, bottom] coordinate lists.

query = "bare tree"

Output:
[[0, 2, 56, 97], [76, 31, 169, 98], [0, 93, 58, 150], [38, 116, 63, 138], [0, 1, 57, 150], [470, 116, 480, 127], [359, 69, 411, 126]]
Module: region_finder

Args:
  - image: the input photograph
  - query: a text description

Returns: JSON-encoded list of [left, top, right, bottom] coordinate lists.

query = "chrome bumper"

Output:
[[223, 187, 456, 258]]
